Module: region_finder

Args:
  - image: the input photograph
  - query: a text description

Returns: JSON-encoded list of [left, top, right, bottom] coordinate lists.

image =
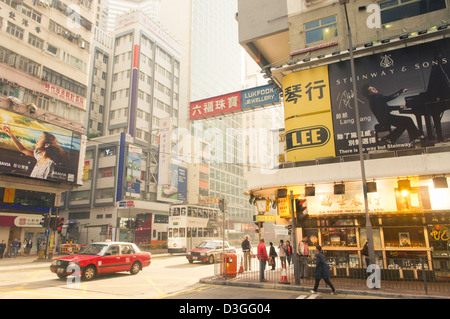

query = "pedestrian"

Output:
[[241, 235, 252, 271], [36, 239, 41, 254], [278, 239, 287, 268], [257, 238, 268, 282], [0, 240, 6, 259], [269, 242, 277, 270], [362, 240, 370, 268], [11, 238, 21, 258], [286, 241, 293, 266], [26, 238, 33, 256], [310, 245, 336, 295], [298, 235, 309, 279]]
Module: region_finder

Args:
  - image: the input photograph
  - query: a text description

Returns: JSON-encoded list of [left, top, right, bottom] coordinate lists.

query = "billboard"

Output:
[[0, 108, 82, 184], [126, 145, 142, 196], [157, 164, 187, 203], [282, 38, 450, 161], [283, 66, 336, 162], [329, 38, 450, 155], [189, 84, 280, 120]]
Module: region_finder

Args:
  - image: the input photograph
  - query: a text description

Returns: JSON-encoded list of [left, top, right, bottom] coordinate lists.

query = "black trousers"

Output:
[[313, 278, 335, 292], [384, 115, 421, 142]]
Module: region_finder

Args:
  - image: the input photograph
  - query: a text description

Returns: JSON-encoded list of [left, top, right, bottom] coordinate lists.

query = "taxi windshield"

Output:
[[197, 241, 217, 249], [78, 244, 107, 255]]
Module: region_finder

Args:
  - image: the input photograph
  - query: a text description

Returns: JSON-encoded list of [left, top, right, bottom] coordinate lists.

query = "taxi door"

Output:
[[120, 244, 137, 270], [101, 245, 125, 273]]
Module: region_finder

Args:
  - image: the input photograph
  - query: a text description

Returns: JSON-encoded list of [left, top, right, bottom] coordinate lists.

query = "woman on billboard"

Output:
[[2, 124, 67, 180]]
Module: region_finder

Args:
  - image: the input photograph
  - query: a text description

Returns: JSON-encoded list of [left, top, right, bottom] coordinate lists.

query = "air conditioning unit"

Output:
[[51, 98, 59, 102], [80, 41, 86, 49]]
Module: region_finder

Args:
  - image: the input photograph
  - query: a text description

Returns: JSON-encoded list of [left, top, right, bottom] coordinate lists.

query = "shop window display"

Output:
[[383, 227, 426, 248], [359, 229, 382, 249], [321, 227, 357, 247]]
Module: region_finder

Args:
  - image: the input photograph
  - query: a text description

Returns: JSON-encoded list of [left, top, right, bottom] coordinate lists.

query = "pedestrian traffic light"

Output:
[[294, 198, 308, 227]]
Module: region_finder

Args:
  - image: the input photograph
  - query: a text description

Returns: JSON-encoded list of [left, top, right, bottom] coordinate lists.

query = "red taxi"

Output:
[[186, 240, 235, 264], [50, 242, 151, 280]]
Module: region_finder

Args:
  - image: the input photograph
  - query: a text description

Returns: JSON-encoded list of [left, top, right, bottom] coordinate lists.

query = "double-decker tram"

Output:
[[168, 204, 222, 253]]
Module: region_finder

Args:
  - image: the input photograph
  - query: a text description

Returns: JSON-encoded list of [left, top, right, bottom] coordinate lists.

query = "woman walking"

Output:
[[310, 245, 337, 295]]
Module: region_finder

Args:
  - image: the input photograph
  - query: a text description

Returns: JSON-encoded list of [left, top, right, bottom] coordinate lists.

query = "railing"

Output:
[[214, 253, 450, 297]]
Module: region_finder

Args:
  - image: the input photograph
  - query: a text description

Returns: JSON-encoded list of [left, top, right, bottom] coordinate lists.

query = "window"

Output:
[[305, 16, 337, 44], [380, 0, 446, 24], [28, 34, 44, 50], [6, 22, 24, 40]]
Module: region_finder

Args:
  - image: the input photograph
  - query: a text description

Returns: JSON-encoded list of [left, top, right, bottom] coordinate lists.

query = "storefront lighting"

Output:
[[397, 179, 411, 192], [366, 181, 377, 193], [305, 186, 316, 197], [433, 176, 448, 189], [334, 183, 345, 195], [401, 190, 409, 197]]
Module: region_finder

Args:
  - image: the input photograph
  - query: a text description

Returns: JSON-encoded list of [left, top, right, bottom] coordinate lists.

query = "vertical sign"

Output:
[[283, 66, 336, 162], [158, 118, 172, 185]]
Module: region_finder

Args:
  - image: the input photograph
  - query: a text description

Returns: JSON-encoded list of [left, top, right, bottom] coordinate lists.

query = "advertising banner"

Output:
[[329, 38, 450, 155], [283, 65, 335, 161], [126, 145, 142, 196], [157, 164, 187, 203], [0, 108, 81, 184], [282, 38, 450, 161]]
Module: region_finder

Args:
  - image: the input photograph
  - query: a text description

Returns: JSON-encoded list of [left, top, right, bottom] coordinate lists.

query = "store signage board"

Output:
[[189, 84, 280, 120], [253, 215, 276, 222]]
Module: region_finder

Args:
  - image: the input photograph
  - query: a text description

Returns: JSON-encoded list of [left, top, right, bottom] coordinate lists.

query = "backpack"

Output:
[[241, 239, 250, 251]]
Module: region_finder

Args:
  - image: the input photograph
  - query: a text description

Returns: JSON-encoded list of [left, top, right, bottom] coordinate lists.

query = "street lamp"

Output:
[[339, 0, 376, 268]]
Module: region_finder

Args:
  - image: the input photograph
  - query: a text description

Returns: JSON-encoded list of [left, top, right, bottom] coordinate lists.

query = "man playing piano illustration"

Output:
[[362, 84, 424, 146]]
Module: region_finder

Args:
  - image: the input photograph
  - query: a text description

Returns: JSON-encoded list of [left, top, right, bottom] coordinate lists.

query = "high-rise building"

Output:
[[60, 9, 181, 244], [0, 0, 93, 250], [103, 0, 161, 32], [160, 0, 257, 244]]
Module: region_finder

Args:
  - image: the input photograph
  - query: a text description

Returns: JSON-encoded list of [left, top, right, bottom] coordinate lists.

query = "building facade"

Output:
[[239, 0, 450, 278], [0, 0, 92, 253], [60, 10, 181, 245]]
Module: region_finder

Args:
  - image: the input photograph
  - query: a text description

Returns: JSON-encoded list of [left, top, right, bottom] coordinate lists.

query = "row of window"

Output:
[[304, 0, 446, 45], [0, 45, 40, 77]]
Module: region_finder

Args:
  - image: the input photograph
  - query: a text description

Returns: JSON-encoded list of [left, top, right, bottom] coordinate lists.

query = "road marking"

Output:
[[144, 276, 167, 297], [307, 294, 319, 299], [296, 295, 307, 299]]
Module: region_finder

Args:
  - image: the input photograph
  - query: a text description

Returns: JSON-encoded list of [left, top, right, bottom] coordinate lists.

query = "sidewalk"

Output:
[[200, 267, 450, 299]]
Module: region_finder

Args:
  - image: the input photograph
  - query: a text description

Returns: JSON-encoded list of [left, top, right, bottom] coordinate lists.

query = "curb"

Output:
[[199, 276, 450, 299]]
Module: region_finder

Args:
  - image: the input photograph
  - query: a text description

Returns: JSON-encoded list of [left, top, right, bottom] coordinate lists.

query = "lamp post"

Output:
[[339, 0, 376, 269]]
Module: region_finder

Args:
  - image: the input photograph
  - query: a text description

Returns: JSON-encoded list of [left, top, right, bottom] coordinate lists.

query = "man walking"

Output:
[[241, 235, 252, 271], [11, 238, 21, 258], [257, 238, 268, 282], [298, 236, 309, 279]]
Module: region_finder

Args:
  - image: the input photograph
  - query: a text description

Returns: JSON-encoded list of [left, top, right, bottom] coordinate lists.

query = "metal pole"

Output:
[[290, 190, 300, 285], [343, 2, 376, 268]]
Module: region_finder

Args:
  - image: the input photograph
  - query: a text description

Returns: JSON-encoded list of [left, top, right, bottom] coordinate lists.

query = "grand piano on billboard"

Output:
[[329, 38, 450, 155]]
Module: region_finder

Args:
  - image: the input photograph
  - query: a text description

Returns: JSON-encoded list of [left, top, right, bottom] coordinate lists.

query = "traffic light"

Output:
[[49, 217, 57, 231], [40, 213, 48, 228], [57, 218, 64, 234], [294, 198, 308, 227], [125, 220, 131, 229], [135, 218, 144, 229], [254, 221, 264, 234], [219, 198, 226, 212]]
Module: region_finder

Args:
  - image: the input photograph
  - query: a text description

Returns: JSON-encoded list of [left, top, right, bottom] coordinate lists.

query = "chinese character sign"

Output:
[[190, 92, 241, 120], [283, 65, 332, 120]]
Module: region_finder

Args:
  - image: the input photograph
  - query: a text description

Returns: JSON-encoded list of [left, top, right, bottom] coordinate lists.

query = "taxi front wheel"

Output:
[[82, 265, 96, 281]]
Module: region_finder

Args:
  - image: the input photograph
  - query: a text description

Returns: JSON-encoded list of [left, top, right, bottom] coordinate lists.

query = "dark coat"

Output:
[[368, 90, 404, 127], [314, 252, 331, 279]]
